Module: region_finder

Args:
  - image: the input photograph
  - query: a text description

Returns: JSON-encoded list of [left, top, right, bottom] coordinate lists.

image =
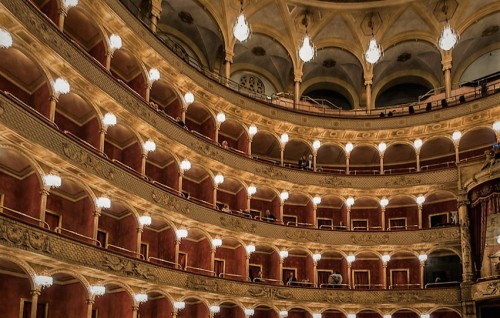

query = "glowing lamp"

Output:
[[53, 78, 70, 95], [34, 275, 53, 288], [109, 34, 122, 51], [134, 293, 148, 304], [90, 285, 106, 296], [180, 159, 191, 171], [184, 91, 194, 105], [416, 195, 425, 205], [139, 215, 152, 226], [248, 125, 258, 136], [0, 29, 13, 48], [96, 196, 111, 209], [148, 68, 160, 83], [312, 195, 321, 205], [176, 228, 188, 239], [143, 139, 156, 153], [102, 113, 117, 127], [382, 254, 391, 263]]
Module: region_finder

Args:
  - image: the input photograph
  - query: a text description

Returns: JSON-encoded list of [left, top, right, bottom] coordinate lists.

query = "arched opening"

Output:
[[138, 291, 173, 318], [97, 201, 139, 258], [104, 123, 143, 174], [385, 195, 419, 231], [39, 272, 89, 317], [141, 217, 177, 269], [214, 237, 247, 281], [0, 148, 41, 224], [0, 259, 33, 317], [30, 0, 60, 25], [430, 308, 462, 318], [386, 251, 420, 289], [110, 49, 147, 98], [316, 144, 346, 174], [350, 197, 381, 231], [253, 305, 278, 318], [216, 301, 245, 318], [357, 310, 382, 318], [303, 83, 353, 110], [56, 92, 101, 149], [323, 309, 347, 318], [317, 251, 347, 289], [250, 131, 280, 164], [424, 249, 462, 287], [216, 176, 247, 212], [47, 178, 95, 244], [181, 164, 213, 206], [283, 139, 312, 169], [316, 195, 347, 230], [182, 297, 209, 318], [283, 248, 314, 286], [459, 127, 496, 161], [282, 192, 314, 227], [63, 6, 107, 66], [218, 118, 249, 154], [421, 191, 458, 229], [351, 252, 383, 289], [287, 308, 312, 318], [384, 143, 417, 174], [349, 145, 380, 175], [392, 309, 419, 318], [376, 80, 432, 107], [146, 147, 179, 191], [150, 80, 183, 120], [92, 283, 133, 318], [249, 245, 280, 285], [185, 103, 216, 141], [179, 228, 212, 275], [420, 137, 455, 171], [249, 186, 279, 221], [0, 47, 51, 117]]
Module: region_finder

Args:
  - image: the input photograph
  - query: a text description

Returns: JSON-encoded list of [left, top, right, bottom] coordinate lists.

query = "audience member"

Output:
[[286, 272, 297, 286], [298, 155, 306, 169], [254, 270, 263, 282], [221, 204, 231, 213], [328, 271, 342, 288], [306, 154, 313, 170], [221, 140, 228, 149], [264, 209, 276, 222]]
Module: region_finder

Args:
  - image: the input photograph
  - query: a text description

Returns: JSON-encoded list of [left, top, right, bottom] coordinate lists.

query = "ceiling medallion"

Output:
[[482, 25, 499, 37], [251, 46, 266, 56], [178, 11, 194, 24], [322, 59, 336, 68], [397, 53, 411, 62]]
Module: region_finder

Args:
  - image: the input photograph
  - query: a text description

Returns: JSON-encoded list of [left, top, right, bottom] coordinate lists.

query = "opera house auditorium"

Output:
[[0, 0, 499, 317]]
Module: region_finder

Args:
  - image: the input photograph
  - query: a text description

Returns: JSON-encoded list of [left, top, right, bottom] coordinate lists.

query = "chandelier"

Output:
[[298, 13, 316, 63], [0, 28, 13, 49], [365, 15, 382, 64], [438, 1, 458, 51], [438, 23, 458, 51], [233, 0, 251, 42]]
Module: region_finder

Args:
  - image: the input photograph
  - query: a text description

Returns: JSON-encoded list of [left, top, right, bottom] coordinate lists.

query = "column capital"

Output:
[[457, 192, 469, 207], [58, 7, 68, 17], [225, 50, 234, 63], [441, 50, 453, 70], [30, 289, 41, 296], [40, 187, 50, 196], [294, 72, 303, 83], [132, 305, 139, 311], [93, 208, 102, 217], [50, 94, 59, 102], [86, 298, 95, 305]]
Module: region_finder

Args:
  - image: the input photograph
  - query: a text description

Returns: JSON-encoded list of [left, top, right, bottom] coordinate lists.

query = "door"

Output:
[[214, 259, 225, 277], [391, 269, 409, 289], [353, 270, 370, 289]]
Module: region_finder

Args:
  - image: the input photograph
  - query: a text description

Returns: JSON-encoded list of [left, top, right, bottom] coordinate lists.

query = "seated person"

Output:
[[328, 271, 342, 288], [286, 272, 297, 286], [221, 204, 231, 213], [263, 209, 276, 222], [221, 140, 229, 149], [254, 270, 263, 282]]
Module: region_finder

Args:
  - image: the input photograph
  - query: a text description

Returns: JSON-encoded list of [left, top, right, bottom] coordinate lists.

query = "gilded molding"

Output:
[[100, 255, 157, 280], [0, 214, 462, 306], [0, 96, 462, 246], [0, 219, 52, 253], [219, 216, 257, 234], [285, 229, 321, 242], [350, 233, 389, 245], [63, 143, 115, 180], [248, 286, 293, 300], [418, 228, 460, 242], [472, 279, 500, 300], [152, 190, 191, 215], [0, 0, 490, 190]]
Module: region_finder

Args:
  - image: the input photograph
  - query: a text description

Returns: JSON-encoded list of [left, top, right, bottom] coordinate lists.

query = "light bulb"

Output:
[[0, 28, 13, 49], [312, 195, 321, 205], [382, 254, 391, 263], [214, 173, 224, 185], [312, 253, 322, 262], [90, 285, 106, 296], [176, 228, 188, 239], [418, 254, 428, 262], [345, 142, 354, 153], [211, 238, 223, 248], [414, 138, 423, 150], [180, 159, 191, 171], [346, 196, 355, 207], [174, 301, 185, 310], [346, 255, 356, 263], [43, 173, 62, 188], [378, 142, 387, 153], [452, 131, 462, 142], [143, 139, 156, 153], [63, 0, 78, 9], [216, 112, 226, 123], [313, 139, 321, 150], [248, 125, 258, 136], [53, 78, 70, 95], [279, 311, 289, 317], [34, 275, 53, 288], [148, 68, 160, 83], [279, 250, 289, 259], [96, 196, 111, 209], [209, 305, 220, 313], [109, 34, 122, 51], [184, 91, 194, 105], [493, 121, 500, 132], [134, 293, 148, 304], [247, 185, 256, 196], [380, 197, 389, 208], [245, 244, 255, 254], [280, 133, 289, 144], [102, 113, 117, 127], [280, 191, 289, 201], [416, 195, 425, 205]]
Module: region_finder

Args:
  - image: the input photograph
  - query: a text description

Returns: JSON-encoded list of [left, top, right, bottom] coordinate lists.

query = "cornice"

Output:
[[0, 215, 462, 310], [0, 94, 462, 248]]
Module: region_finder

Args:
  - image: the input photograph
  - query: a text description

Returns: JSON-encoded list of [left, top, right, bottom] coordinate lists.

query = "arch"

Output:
[[230, 65, 283, 94], [0, 253, 36, 290], [144, 288, 175, 306], [45, 268, 92, 299], [106, 196, 142, 226], [109, 47, 148, 97], [301, 77, 360, 109], [178, 295, 210, 308], [0, 142, 45, 188], [390, 308, 422, 316], [428, 306, 463, 317], [99, 279, 137, 306], [56, 174, 98, 205], [427, 247, 462, 260], [286, 305, 314, 315]]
